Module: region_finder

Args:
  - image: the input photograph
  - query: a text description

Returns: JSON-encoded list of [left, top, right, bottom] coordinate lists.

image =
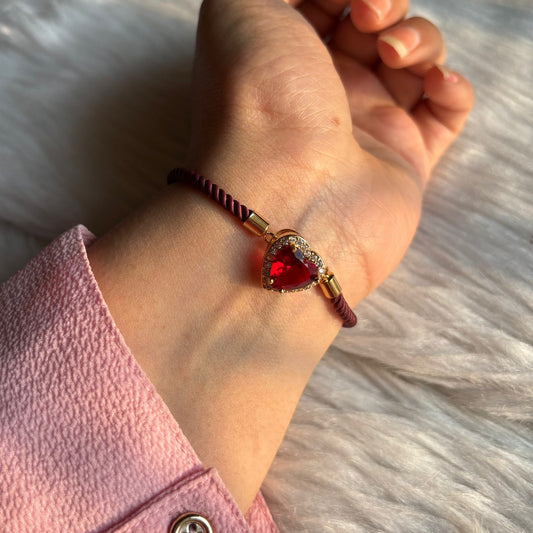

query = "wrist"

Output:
[[185, 137, 372, 303]]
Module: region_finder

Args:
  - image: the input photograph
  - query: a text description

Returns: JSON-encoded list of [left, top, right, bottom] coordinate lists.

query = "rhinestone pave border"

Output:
[[262, 233, 326, 292]]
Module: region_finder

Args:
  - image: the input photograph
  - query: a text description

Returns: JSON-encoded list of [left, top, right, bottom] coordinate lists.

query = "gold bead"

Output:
[[243, 211, 270, 236]]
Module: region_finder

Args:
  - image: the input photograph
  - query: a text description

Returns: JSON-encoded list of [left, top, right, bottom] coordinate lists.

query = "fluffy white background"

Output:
[[1, 0, 532, 531]]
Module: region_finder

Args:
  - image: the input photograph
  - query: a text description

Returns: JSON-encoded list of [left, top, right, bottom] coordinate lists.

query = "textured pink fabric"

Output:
[[0, 225, 278, 533]]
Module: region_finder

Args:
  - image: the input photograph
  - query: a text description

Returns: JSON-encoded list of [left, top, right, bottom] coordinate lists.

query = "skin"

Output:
[[87, 0, 473, 514]]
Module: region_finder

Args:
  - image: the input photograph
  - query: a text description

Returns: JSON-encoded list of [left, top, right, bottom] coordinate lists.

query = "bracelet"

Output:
[[167, 168, 357, 328]]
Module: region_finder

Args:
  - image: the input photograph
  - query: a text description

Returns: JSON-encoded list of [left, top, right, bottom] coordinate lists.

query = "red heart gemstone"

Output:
[[269, 245, 319, 291]]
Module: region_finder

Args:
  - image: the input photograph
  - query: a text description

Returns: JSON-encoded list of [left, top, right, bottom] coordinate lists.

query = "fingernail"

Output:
[[379, 27, 421, 58], [436, 65, 459, 83], [359, 0, 392, 21]]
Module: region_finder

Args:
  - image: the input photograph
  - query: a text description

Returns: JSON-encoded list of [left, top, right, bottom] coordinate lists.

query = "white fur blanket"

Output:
[[1, 0, 532, 531]]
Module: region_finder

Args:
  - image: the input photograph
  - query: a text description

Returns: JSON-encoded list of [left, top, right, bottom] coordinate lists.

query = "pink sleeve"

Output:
[[0, 225, 278, 533]]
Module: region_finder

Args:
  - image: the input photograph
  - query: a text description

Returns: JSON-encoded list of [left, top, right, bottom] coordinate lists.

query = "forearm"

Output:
[[87, 178, 346, 512]]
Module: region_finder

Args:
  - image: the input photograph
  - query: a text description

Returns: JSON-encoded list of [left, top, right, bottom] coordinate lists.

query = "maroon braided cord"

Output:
[[167, 167, 250, 222], [332, 294, 357, 327], [167, 168, 357, 328]]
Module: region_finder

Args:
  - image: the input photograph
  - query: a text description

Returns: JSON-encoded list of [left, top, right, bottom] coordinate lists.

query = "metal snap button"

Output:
[[169, 513, 213, 533]]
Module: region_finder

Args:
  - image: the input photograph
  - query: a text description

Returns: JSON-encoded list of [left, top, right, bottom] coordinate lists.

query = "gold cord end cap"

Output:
[[320, 272, 342, 299], [243, 211, 270, 236]]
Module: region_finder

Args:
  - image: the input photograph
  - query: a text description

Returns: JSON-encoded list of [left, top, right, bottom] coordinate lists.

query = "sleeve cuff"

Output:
[[0, 225, 278, 533]]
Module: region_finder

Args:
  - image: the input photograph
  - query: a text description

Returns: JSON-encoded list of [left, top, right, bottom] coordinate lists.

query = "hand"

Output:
[[186, 0, 473, 304], [88, 0, 473, 514]]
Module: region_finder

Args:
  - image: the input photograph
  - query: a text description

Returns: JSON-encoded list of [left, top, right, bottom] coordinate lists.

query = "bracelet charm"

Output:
[[261, 230, 325, 293]]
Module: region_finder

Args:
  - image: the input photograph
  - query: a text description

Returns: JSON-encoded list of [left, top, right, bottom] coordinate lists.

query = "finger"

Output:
[[377, 17, 446, 76], [412, 65, 474, 174], [350, 0, 409, 34], [328, 0, 410, 69], [329, 15, 379, 66], [375, 64, 424, 109], [375, 16, 446, 110], [296, 0, 348, 37]]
